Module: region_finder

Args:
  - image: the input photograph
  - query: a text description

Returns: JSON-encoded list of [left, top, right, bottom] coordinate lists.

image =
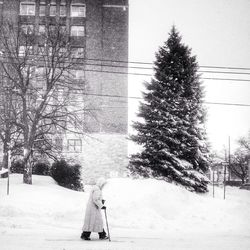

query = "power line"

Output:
[[1, 83, 250, 108], [74, 62, 250, 76], [199, 65, 250, 71], [68, 61, 250, 76], [1, 54, 250, 75], [83, 58, 250, 71], [2, 58, 250, 82], [202, 77, 250, 82], [76, 92, 250, 107], [204, 102, 250, 107], [2, 87, 249, 107], [82, 69, 250, 82], [199, 70, 250, 76], [1, 55, 250, 107]]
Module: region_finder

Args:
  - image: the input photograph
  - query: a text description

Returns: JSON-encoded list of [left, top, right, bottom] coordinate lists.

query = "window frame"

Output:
[[49, 3, 57, 16], [21, 24, 34, 35], [55, 138, 63, 151], [70, 3, 86, 17], [60, 4, 67, 16], [71, 69, 85, 80], [38, 25, 46, 34], [18, 45, 33, 57], [70, 25, 85, 37], [19, 2, 36, 16], [67, 139, 82, 152], [56, 87, 65, 102], [39, 2, 46, 16], [71, 47, 85, 58]]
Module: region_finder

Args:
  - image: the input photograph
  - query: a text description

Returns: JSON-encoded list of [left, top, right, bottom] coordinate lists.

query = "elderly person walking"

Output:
[[81, 177, 108, 240]]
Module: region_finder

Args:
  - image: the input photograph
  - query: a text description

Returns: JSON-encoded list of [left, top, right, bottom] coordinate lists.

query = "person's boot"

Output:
[[99, 230, 108, 240], [81, 231, 91, 240]]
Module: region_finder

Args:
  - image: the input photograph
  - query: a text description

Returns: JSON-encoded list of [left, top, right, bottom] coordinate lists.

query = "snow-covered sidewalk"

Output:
[[1, 227, 250, 250], [0, 175, 250, 250]]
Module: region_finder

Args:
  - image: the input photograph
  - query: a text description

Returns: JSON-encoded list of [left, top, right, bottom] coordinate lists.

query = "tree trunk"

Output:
[[23, 148, 32, 184], [2, 140, 9, 170], [23, 162, 32, 184], [2, 151, 8, 169]]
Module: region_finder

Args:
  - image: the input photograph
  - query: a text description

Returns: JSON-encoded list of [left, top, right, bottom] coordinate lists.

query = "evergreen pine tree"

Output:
[[129, 26, 210, 193]]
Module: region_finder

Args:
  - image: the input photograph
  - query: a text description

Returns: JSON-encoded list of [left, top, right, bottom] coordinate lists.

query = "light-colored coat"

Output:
[[82, 178, 106, 232]]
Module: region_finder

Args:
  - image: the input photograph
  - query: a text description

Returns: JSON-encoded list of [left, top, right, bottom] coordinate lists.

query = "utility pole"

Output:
[[248, 159, 250, 184], [223, 136, 231, 199], [228, 136, 231, 181], [212, 170, 215, 198], [7, 148, 10, 195], [6, 86, 12, 195], [223, 162, 226, 200]]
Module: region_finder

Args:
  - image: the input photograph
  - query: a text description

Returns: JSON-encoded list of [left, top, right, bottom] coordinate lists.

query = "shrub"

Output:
[[51, 159, 83, 191], [11, 160, 24, 174], [32, 162, 50, 176]]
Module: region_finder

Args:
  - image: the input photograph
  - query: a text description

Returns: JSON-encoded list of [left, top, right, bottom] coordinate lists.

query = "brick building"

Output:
[[0, 0, 129, 182]]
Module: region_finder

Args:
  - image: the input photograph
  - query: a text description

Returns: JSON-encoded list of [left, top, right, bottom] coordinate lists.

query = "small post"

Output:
[[228, 136, 231, 181], [7, 149, 11, 195], [212, 170, 215, 198], [223, 163, 226, 200], [248, 159, 250, 184]]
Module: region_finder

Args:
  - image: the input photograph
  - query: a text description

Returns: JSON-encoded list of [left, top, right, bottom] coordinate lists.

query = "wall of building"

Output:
[[61, 133, 129, 184], [0, 0, 128, 133], [0, 0, 129, 178], [85, 0, 128, 133]]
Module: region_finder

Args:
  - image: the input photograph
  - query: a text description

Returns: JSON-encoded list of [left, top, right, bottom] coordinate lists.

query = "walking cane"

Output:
[[104, 209, 111, 241]]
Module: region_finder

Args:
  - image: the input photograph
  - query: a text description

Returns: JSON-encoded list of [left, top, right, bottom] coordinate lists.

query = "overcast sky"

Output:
[[128, 0, 250, 154]]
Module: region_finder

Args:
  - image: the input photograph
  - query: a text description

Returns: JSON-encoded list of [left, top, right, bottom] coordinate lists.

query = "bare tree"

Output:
[[229, 149, 248, 184], [0, 84, 12, 170], [0, 21, 91, 184], [238, 132, 250, 152], [0, 62, 22, 170], [228, 133, 250, 184]]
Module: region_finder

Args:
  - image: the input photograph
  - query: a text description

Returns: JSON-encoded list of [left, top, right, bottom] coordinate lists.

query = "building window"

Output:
[[59, 25, 67, 34], [72, 47, 85, 58], [21, 24, 34, 35], [71, 4, 86, 17], [37, 46, 53, 56], [22, 66, 36, 79], [56, 87, 65, 102], [58, 47, 67, 56], [55, 138, 63, 151], [49, 3, 56, 16], [60, 4, 66, 16], [20, 2, 36, 16], [39, 25, 46, 34], [67, 139, 82, 152], [19, 46, 33, 57], [39, 2, 46, 16], [70, 26, 85, 37], [71, 70, 85, 80], [35, 67, 47, 79], [49, 25, 56, 32], [38, 46, 45, 56]]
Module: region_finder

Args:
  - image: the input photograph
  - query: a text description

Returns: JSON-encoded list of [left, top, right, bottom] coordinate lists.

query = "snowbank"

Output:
[[0, 175, 86, 230], [103, 178, 250, 233], [0, 168, 8, 175], [0, 174, 250, 250]]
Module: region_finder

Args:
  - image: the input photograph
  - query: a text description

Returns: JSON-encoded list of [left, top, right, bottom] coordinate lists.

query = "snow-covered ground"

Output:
[[0, 174, 250, 250]]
